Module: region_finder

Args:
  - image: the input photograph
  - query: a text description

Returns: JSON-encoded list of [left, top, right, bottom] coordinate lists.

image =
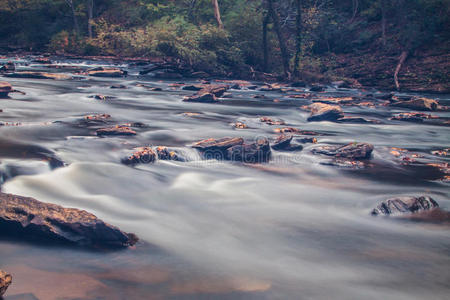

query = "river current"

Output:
[[0, 57, 449, 300]]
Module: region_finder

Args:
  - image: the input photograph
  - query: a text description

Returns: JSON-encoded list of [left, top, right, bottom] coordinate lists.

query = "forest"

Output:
[[0, 0, 449, 90]]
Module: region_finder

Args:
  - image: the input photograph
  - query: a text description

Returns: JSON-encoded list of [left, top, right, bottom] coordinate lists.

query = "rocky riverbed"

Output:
[[0, 55, 449, 300]]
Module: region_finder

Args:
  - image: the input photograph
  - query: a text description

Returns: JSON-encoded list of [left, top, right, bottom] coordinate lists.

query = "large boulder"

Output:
[[227, 138, 271, 163], [0, 192, 138, 248], [5, 71, 71, 80], [312, 142, 374, 159], [390, 97, 438, 111], [306, 103, 344, 122], [183, 93, 217, 103], [87, 67, 127, 77], [96, 125, 136, 136], [122, 147, 157, 165], [0, 270, 12, 297], [0, 82, 13, 97], [371, 196, 439, 216]]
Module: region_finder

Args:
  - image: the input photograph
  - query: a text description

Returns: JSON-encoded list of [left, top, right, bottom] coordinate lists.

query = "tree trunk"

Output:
[[65, 0, 80, 33], [381, 0, 387, 46], [394, 50, 408, 90], [87, 0, 94, 38], [267, 0, 290, 78], [262, 11, 270, 72], [293, 0, 302, 76], [350, 0, 359, 23], [212, 0, 224, 29]]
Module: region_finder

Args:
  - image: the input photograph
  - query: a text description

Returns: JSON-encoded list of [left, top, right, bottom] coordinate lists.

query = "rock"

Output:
[[0, 192, 138, 248], [274, 127, 320, 135], [320, 159, 366, 169], [183, 93, 217, 103], [122, 147, 156, 165], [0, 61, 15, 72], [390, 112, 437, 122], [110, 84, 127, 89], [32, 57, 52, 64], [305, 103, 344, 122], [390, 97, 438, 111], [233, 122, 248, 129], [189, 71, 210, 78], [431, 148, 449, 157], [297, 137, 317, 144], [336, 117, 380, 124], [291, 81, 306, 87], [153, 70, 183, 79], [5, 71, 71, 80], [259, 84, 282, 92], [199, 84, 229, 97], [90, 94, 116, 100], [271, 134, 293, 150], [192, 137, 244, 159], [309, 85, 326, 92], [182, 85, 203, 91], [371, 196, 439, 216], [155, 146, 183, 161], [227, 138, 271, 163], [260, 116, 285, 125], [96, 125, 136, 136], [0, 81, 13, 97], [84, 113, 111, 122], [312, 142, 374, 159], [0, 270, 12, 296], [87, 67, 127, 77]]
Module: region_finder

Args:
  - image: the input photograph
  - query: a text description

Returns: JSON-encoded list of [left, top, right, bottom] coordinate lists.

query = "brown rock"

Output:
[[271, 134, 293, 150], [122, 147, 157, 165], [233, 122, 248, 129], [5, 72, 71, 80], [274, 127, 320, 135], [0, 270, 12, 297], [390, 112, 437, 122], [305, 103, 344, 122], [0, 61, 15, 72], [96, 125, 136, 136], [0, 192, 138, 248], [155, 146, 183, 161], [390, 97, 438, 111], [199, 84, 229, 97], [87, 67, 127, 77], [0, 81, 13, 97], [260, 116, 286, 126], [84, 114, 111, 122], [312, 142, 374, 159], [227, 138, 271, 163], [192, 137, 244, 159], [183, 93, 217, 103]]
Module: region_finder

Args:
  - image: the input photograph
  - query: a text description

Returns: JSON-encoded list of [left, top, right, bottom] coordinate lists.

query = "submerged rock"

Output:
[[390, 97, 438, 111], [260, 116, 285, 125], [312, 142, 374, 159], [182, 85, 203, 91], [390, 112, 438, 122], [0, 61, 15, 72], [122, 147, 157, 165], [371, 196, 439, 216], [0, 270, 12, 296], [233, 121, 248, 129], [87, 67, 127, 77], [271, 134, 303, 151], [305, 103, 344, 122], [227, 138, 271, 163], [0, 192, 138, 248], [155, 146, 183, 161], [183, 93, 217, 103], [5, 71, 71, 80]]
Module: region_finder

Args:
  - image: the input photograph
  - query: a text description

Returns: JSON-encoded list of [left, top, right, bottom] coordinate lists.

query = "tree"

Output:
[[212, 0, 223, 29], [87, 0, 94, 38], [380, 0, 387, 46], [65, 0, 80, 33], [293, 0, 302, 76], [267, 0, 290, 78]]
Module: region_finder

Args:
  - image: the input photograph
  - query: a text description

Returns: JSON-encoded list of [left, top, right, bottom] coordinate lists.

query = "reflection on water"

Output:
[[0, 57, 449, 300]]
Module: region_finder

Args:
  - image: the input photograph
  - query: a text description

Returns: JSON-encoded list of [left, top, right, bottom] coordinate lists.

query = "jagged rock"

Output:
[[274, 127, 320, 135], [0, 82, 13, 97], [390, 97, 438, 111], [0, 270, 12, 296], [5, 71, 71, 80], [271, 134, 292, 150], [297, 137, 317, 144], [309, 85, 326, 92], [305, 103, 344, 122], [233, 122, 248, 129], [122, 147, 156, 165], [87, 67, 127, 77], [199, 84, 229, 97], [192, 137, 244, 159], [96, 125, 136, 136], [0, 192, 138, 248], [312, 142, 374, 159], [183, 93, 217, 103], [371, 196, 439, 216], [84, 113, 111, 122], [110, 84, 127, 89], [227, 138, 271, 163]]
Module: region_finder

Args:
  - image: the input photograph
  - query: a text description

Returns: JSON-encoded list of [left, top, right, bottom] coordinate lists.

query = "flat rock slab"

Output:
[[0, 270, 12, 296], [122, 147, 157, 165], [390, 97, 438, 111], [0, 192, 138, 248], [96, 126, 136, 136], [227, 138, 271, 163], [371, 196, 439, 216], [312, 143, 374, 159], [0, 81, 13, 97], [5, 72, 71, 80], [87, 67, 127, 77]]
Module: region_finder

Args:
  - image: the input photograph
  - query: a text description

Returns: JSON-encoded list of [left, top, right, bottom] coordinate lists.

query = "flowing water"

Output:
[[0, 57, 449, 300]]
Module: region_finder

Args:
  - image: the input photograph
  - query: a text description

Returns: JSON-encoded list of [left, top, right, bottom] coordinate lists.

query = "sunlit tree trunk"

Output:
[[262, 11, 270, 72], [212, 0, 224, 29], [381, 0, 387, 46], [293, 0, 302, 76]]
